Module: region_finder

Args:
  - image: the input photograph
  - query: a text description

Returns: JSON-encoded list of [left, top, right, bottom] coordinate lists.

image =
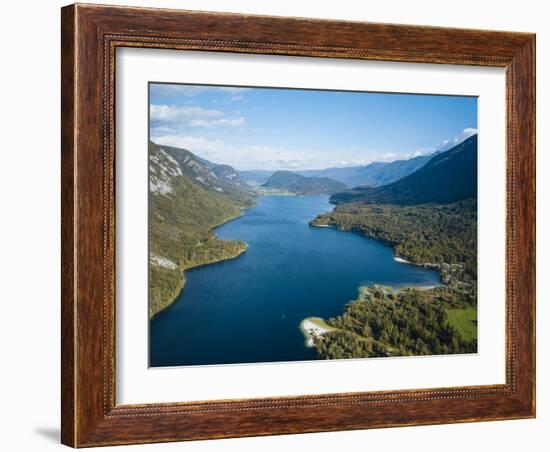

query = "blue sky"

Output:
[[150, 83, 477, 171]]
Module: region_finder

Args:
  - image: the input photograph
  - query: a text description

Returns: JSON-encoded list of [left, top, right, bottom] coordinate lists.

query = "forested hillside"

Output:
[[311, 200, 477, 287], [308, 136, 478, 359], [314, 285, 477, 359], [148, 141, 251, 317]]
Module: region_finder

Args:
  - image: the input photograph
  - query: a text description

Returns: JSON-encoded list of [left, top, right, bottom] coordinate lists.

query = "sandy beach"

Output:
[[300, 318, 335, 347], [393, 256, 410, 264]]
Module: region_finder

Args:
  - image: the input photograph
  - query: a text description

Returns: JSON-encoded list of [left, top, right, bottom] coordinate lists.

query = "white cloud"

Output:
[[151, 134, 377, 170], [189, 117, 245, 128], [150, 104, 245, 129], [150, 127, 479, 171], [378, 152, 399, 162], [403, 128, 479, 159], [150, 125, 176, 135], [150, 84, 250, 98], [436, 127, 478, 151], [150, 105, 223, 122], [153, 135, 227, 155]]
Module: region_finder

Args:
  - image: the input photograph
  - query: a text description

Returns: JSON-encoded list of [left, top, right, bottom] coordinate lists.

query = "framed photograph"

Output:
[[61, 4, 536, 447]]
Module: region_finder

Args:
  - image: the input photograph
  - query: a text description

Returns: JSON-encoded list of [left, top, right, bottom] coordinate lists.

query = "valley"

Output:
[[148, 133, 478, 363]]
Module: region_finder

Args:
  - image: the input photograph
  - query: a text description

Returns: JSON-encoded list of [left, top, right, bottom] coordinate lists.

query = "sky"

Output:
[[149, 83, 478, 171]]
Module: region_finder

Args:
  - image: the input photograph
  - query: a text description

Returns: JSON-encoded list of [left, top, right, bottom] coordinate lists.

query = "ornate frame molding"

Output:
[[61, 4, 535, 447]]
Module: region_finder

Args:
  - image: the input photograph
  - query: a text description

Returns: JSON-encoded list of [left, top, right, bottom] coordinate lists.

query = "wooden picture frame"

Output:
[[61, 3, 536, 447]]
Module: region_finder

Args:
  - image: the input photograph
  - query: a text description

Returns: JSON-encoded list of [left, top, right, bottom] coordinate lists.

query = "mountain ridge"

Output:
[[330, 135, 477, 205], [297, 153, 436, 187], [263, 170, 348, 195], [158, 143, 256, 207]]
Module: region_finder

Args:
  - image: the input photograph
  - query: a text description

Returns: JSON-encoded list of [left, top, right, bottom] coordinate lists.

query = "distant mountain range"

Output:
[[239, 170, 275, 185], [263, 170, 348, 195], [240, 152, 436, 188], [153, 134, 477, 207], [330, 135, 477, 205], [297, 153, 436, 187]]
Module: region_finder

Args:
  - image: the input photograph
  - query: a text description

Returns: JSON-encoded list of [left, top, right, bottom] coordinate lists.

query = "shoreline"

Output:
[[311, 220, 443, 281], [299, 317, 337, 347], [304, 219, 446, 351], [150, 209, 250, 319], [182, 243, 249, 274], [393, 256, 410, 264], [300, 282, 443, 353]]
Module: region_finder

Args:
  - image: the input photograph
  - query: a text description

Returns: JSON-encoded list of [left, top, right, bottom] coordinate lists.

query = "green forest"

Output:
[[313, 285, 477, 359], [311, 200, 477, 288], [148, 141, 250, 317], [309, 199, 478, 358]]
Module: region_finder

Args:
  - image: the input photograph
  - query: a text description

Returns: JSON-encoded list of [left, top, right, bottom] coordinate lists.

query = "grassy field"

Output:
[[446, 307, 478, 342]]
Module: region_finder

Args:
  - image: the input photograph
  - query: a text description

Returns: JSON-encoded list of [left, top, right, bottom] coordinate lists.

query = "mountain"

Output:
[[239, 150, 434, 188], [297, 153, 435, 187], [159, 144, 256, 207], [330, 135, 477, 205], [239, 169, 274, 185], [354, 154, 438, 187], [263, 170, 348, 195], [148, 141, 249, 317], [210, 164, 252, 193]]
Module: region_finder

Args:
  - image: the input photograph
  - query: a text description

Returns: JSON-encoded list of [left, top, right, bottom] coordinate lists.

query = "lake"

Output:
[[149, 195, 440, 367]]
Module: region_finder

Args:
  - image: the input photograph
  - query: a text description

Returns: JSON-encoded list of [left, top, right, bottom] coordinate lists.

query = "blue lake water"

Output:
[[149, 195, 440, 367]]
